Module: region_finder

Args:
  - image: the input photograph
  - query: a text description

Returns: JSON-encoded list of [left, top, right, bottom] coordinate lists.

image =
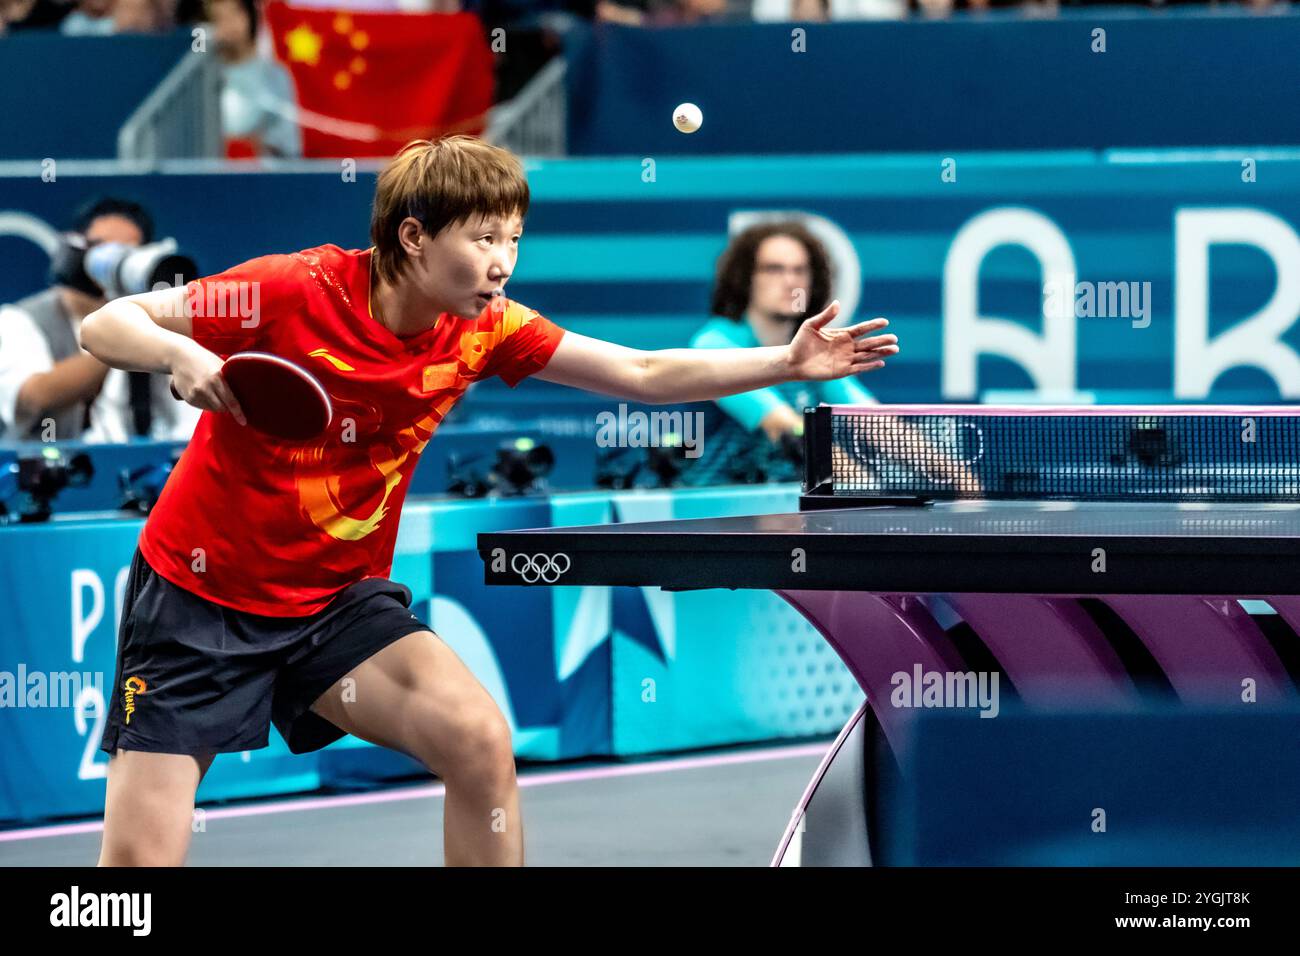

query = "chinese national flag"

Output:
[[265, 4, 493, 158]]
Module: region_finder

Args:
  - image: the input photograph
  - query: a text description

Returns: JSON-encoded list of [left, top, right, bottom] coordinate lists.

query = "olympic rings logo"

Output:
[[511, 552, 572, 584]]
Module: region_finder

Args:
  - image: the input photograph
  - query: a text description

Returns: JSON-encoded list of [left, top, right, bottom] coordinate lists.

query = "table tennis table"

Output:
[[478, 405, 1300, 866]]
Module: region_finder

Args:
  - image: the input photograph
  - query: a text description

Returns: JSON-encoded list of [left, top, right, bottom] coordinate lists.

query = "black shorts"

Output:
[[100, 547, 431, 756]]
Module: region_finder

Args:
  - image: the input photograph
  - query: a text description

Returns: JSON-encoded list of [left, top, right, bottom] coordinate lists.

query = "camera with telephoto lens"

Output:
[[49, 232, 198, 298]]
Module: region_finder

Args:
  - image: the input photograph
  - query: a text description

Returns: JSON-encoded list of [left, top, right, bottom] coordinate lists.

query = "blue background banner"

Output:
[[5, 150, 1300, 405], [5, 14, 1300, 160], [0, 31, 193, 160], [565, 12, 1300, 156]]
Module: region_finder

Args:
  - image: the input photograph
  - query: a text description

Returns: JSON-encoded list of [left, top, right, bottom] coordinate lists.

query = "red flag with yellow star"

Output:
[[265, 3, 493, 158]]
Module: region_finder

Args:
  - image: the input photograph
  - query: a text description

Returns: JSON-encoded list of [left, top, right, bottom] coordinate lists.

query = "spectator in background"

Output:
[[112, 0, 171, 32], [1, 0, 68, 31], [791, 0, 825, 15], [60, 0, 116, 34], [596, 0, 737, 26], [0, 199, 141, 441], [0, 198, 201, 444], [752, 0, 908, 19], [684, 221, 877, 484], [282, 0, 462, 8], [206, 0, 302, 158]]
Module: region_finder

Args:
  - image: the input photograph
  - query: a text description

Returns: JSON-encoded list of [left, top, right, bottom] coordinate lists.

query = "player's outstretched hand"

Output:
[[788, 300, 898, 381], [169, 340, 247, 426]]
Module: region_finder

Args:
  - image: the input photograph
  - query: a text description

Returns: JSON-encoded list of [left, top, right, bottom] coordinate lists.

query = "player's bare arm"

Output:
[[535, 300, 898, 402], [81, 286, 246, 424]]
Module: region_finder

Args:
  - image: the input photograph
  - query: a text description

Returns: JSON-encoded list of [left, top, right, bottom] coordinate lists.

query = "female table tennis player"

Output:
[[79, 135, 898, 866]]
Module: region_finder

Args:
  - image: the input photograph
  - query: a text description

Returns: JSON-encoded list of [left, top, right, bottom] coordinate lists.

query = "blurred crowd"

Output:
[[747, 0, 1295, 18], [0, 0, 176, 33], [2, 0, 1291, 153], [2, 0, 1293, 36], [0, 0, 469, 35]]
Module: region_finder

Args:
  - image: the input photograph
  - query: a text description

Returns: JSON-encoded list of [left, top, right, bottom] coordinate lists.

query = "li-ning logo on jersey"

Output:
[[308, 348, 356, 372], [511, 553, 571, 584], [123, 676, 147, 724]]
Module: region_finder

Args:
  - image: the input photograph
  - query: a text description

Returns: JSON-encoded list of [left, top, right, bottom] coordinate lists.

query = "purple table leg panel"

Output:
[[775, 589, 1296, 752], [777, 590, 962, 752], [1104, 596, 1294, 705], [943, 595, 1136, 708]]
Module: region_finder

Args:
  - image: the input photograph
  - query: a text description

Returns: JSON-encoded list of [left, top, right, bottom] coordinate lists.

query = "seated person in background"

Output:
[[282, 0, 460, 8], [751, 0, 908, 21], [596, 0, 733, 26], [207, 0, 302, 158], [686, 220, 877, 484], [1, 0, 68, 31], [60, 0, 116, 34], [687, 221, 979, 492], [112, 0, 170, 32], [0, 198, 199, 444]]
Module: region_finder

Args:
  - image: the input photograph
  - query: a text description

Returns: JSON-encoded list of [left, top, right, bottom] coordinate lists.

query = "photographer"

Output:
[[0, 198, 200, 443]]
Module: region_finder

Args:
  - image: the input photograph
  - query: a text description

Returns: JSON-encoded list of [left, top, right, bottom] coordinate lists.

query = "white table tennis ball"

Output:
[[673, 103, 703, 134]]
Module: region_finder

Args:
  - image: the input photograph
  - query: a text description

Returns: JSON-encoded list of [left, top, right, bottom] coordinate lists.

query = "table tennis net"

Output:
[[808, 406, 1300, 502]]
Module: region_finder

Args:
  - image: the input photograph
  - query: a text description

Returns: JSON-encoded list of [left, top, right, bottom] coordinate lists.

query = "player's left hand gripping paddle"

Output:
[[170, 351, 332, 441]]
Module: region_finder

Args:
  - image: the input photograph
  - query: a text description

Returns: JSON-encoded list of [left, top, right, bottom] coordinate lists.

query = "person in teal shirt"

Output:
[[685, 220, 879, 484]]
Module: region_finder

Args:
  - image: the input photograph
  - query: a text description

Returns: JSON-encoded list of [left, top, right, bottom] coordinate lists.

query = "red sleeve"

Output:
[[184, 254, 306, 359], [478, 301, 566, 388]]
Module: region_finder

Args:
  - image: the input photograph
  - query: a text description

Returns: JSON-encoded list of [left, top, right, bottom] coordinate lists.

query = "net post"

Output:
[[802, 405, 833, 496]]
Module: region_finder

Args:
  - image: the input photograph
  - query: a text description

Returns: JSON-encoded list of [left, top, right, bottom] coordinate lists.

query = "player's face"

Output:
[[422, 212, 524, 319], [749, 235, 812, 321]]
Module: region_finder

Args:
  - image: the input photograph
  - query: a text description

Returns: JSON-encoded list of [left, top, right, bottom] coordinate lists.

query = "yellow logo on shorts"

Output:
[[123, 676, 147, 725]]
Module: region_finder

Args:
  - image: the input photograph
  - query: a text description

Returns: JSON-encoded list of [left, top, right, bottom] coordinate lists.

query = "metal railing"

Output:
[[485, 56, 567, 157], [118, 50, 223, 162]]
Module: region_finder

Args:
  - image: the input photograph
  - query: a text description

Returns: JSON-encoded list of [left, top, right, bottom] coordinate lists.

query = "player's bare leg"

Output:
[[99, 750, 215, 866], [310, 631, 523, 866]]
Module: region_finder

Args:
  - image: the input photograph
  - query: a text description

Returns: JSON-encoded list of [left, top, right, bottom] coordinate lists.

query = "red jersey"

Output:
[[140, 244, 566, 616]]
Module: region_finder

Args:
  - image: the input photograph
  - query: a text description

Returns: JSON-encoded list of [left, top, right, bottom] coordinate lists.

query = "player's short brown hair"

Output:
[[370, 136, 530, 286]]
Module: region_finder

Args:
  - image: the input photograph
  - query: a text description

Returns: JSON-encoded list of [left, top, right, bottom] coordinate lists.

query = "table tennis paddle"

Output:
[[169, 351, 332, 441]]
